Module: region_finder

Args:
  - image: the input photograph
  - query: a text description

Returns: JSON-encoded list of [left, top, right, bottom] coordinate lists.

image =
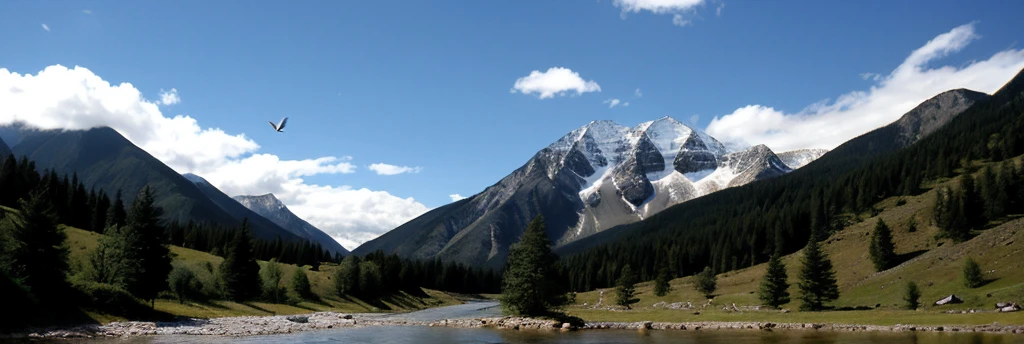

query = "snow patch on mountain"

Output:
[[778, 148, 830, 169]]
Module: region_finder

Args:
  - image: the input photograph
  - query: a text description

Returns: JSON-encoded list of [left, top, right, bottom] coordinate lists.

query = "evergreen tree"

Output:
[[122, 187, 172, 304], [106, 190, 126, 229], [0, 189, 69, 301], [963, 257, 983, 288], [694, 266, 717, 299], [869, 219, 895, 271], [798, 232, 839, 311], [500, 215, 565, 316], [653, 263, 672, 297], [291, 267, 313, 300], [758, 252, 790, 308], [90, 192, 110, 233], [903, 281, 921, 310], [959, 174, 986, 230], [334, 254, 361, 297], [220, 220, 262, 301], [615, 264, 638, 309], [358, 261, 383, 298]]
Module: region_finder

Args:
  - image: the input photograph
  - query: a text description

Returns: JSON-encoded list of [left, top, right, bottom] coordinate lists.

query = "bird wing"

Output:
[[278, 117, 288, 130], [268, 121, 278, 130]]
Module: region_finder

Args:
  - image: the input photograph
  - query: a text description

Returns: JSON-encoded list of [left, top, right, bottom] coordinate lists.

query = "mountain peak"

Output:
[[234, 193, 286, 211], [182, 173, 209, 185]]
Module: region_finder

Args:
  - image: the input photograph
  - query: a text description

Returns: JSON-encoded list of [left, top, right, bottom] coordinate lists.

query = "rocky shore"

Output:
[[6, 313, 1024, 339]]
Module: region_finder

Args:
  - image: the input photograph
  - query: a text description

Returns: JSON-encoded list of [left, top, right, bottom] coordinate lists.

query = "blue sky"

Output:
[[2, 0, 1024, 248]]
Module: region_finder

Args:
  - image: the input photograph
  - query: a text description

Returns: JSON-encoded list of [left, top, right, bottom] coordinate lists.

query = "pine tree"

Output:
[[106, 190, 126, 229], [694, 266, 717, 299], [220, 220, 262, 301], [615, 264, 638, 309], [90, 192, 110, 233], [123, 187, 172, 304], [358, 261, 383, 298], [0, 188, 69, 302], [798, 232, 839, 311], [963, 257, 983, 288], [291, 267, 313, 300], [653, 263, 672, 297], [904, 281, 921, 310], [500, 215, 566, 316], [869, 219, 895, 271], [959, 174, 986, 230], [758, 252, 790, 308]]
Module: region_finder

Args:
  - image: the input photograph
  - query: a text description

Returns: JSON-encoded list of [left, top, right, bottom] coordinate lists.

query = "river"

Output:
[[34, 301, 1024, 343]]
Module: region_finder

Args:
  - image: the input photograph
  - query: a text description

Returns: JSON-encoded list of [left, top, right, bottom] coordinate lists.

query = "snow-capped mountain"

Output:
[[354, 116, 826, 267], [777, 148, 829, 170], [234, 193, 350, 255]]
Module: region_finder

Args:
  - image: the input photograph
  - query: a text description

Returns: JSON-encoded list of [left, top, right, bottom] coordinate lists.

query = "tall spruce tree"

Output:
[[615, 264, 638, 309], [758, 252, 790, 308], [798, 231, 839, 311], [334, 254, 361, 297], [106, 190, 126, 229], [653, 261, 672, 297], [959, 174, 986, 230], [220, 219, 262, 301], [869, 219, 895, 271], [500, 215, 565, 316], [0, 188, 69, 302], [292, 267, 313, 300], [904, 281, 921, 310], [123, 187, 172, 304]]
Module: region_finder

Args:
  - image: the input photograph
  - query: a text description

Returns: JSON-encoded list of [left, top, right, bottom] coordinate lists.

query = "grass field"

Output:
[[60, 225, 462, 324], [564, 160, 1024, 326]]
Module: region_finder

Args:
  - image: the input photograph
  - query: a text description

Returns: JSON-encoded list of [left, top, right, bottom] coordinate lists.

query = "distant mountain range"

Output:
[[354, 116, 828, 267], [234, 193, 350, 255], [0, 124, 344, 253]]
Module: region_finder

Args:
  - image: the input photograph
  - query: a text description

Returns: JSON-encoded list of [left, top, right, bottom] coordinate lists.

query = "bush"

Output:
[[904, 281, 921, 310], [71, 279, 148, 317], [291, 267, 314, 300], [168, 265, 202, 304], [695, 266, 717, 299], [963, 257, 983, 288], [261, 261, 286, 303]]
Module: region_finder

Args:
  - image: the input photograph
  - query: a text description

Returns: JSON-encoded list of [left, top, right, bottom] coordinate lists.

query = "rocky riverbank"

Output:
[[7, 313, 1024, 339]]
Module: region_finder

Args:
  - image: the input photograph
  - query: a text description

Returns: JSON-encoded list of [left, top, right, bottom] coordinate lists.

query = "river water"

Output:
[[47, 301, 1024, 343]]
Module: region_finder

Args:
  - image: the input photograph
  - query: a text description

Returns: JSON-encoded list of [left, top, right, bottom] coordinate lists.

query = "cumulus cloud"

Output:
[[449, 194, 467, 202], [82, 9, 92, 14], [634, 88, 643, 98], [706, 23, 1024, 152], [614, 0, 709, 26], [0, 65, 430, 249], [41, 24, 50, 32], [604, 98, 622, 108], [511, 67, 601, 99], [159, 88, 180, 105], [368, 163, 422, 175]]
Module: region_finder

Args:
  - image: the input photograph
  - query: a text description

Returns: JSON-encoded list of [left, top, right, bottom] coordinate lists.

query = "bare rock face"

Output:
[[894, 89, 989, 147], [674, 131, 720, 174]]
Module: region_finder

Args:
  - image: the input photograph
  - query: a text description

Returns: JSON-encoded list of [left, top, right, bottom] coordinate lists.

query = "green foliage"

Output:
[[615, 264, 638, 309], [869, 219, 895, 271], [904, 281, 921, 310], [959, 174, 986, 231], [168, 264, 202, 304], [219, 219, 261, 301], [0, 188, 69, 302], [90, 225, 140, 289], [358, 261, 383, 298], [963, 257, 983, 288], [291, 267, 313, 300], [69, 278, 148, 317], [334, 254, 361, 297], [124, 187, 172, 302], [653, 263, 672, 297], [798, 233, 839, 311], [759, 253, 790, 308], [105, 190, 126, 229], [500, 215, 566, 316], [694, 266, 717, 299], [260, 260, 286, 303]]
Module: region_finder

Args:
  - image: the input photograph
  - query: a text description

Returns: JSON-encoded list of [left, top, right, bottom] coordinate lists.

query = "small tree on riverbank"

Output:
[[694, 266, 717, 299], [798, 231, 839, 311], [616, 264, 638, 309], [904, 281, 921, 310], [500, 215, 565, 316], [220, 219, 261, 301], [759, 252, 790, 308]]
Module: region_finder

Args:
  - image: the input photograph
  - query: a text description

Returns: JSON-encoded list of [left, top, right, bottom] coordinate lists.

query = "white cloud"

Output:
[[159, 88, 180, 106], [511, 67, 601, 99], [634, 88, 643, 98], [82, 9, 92, 14], [368, 163, 423, 175], [604, 98, 622, 108], [449, 194, 467, 202], [41, 24, 50, 32], [623, 102, 630, 107], [0, 64, 430, 248], [706, 23, 1024, 152], [672, 14, 691, 27], [613, 0, 709, 26], [716, 3, 724, 16]]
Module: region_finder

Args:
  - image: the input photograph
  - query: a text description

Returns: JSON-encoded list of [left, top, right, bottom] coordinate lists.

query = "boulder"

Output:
[[286, 316, 309, 323], [934, 295, 963, 305]]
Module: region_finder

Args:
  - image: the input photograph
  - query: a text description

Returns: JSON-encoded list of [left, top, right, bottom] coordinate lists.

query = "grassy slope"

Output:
[[566, 159, 1024, 326], [63, 226, 461, 323]]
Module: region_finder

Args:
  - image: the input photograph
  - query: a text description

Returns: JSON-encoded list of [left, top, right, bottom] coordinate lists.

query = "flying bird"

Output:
[[269, 117, 288, 132]]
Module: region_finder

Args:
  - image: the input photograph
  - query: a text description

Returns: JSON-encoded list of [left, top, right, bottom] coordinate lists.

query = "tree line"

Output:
[[556, 75, 1024, 292]]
